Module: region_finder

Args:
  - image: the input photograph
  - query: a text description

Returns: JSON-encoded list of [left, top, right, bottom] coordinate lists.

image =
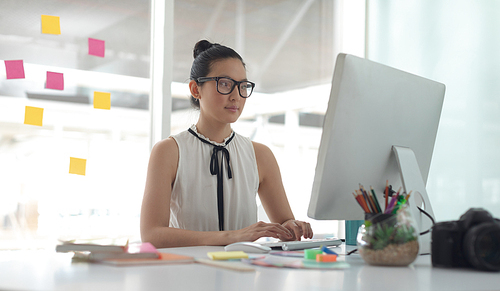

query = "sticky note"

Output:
[[46, 71, 64, 90], [88, 38, 105, 57], [93, 91, 111, 110], [316, 254, 337, 262], [304, 249, 323, 260], [4, 60, 25, 79], [41, 15, 61, 35], [207, 251, 248, 260], [24, 106, 44, 126], [69, 157, 86, 176]]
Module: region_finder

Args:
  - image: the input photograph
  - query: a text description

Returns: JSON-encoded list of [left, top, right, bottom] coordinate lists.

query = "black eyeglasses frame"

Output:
[[196, 76, 256, 98]]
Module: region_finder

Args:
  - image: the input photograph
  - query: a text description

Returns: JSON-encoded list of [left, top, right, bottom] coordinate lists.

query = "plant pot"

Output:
[[357, 205, 419, 266]]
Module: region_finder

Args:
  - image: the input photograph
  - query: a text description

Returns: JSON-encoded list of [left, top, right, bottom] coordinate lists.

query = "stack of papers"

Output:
[[56, 238, 131, 254], [56, 238, 194, 266]]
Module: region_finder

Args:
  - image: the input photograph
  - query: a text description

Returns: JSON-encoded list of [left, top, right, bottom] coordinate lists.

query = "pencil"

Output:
[[357, 188, 370, 213], [352, 192, 361, 210], [353, 192, 369, 213], [360, 185, 376, 213], [356, 190, 371, 213], [385, 187, 401, 214], [370, 186, 382, 213], [385, 195, 398, 214], [358, 193, 370, 213], [405, 190, 412, 201], [363, 185, 379, 213]]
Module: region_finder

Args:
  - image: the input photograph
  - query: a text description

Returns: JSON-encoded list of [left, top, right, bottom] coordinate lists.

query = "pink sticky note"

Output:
[[88, 38, 105, 57], [46, 71, 64, 90], [4, 60, 25, 79]]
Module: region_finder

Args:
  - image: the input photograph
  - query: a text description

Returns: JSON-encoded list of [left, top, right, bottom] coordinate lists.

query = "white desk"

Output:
[[0, 244, 498, 291]]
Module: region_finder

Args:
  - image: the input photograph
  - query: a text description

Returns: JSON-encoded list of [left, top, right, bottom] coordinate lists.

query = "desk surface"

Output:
[[0, 244, 498, 291]]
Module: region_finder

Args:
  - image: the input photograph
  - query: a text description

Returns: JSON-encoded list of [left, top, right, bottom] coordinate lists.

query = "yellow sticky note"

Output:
[[24, 106, 44, 126], [207, 251, 248, 260], [41, 15, 61, 35], [69, 157, 86, 176], [93, 91, 111, 110]]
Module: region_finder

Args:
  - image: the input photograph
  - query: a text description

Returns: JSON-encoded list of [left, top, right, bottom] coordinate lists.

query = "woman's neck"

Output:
[[194, 122, 233, 144]]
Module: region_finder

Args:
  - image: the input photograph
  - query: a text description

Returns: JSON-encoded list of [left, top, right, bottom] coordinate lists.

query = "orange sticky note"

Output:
[[93, 91, 111, 110], [24, 106, 44, 126], [69, 157, 86, 176], [41, 15, 61, 35], [316, 254, 337, 262]]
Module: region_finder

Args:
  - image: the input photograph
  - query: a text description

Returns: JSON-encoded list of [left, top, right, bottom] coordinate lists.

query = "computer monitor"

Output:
[[307, 53, 445, 253]]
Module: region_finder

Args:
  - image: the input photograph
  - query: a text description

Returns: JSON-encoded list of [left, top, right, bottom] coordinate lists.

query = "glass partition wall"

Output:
[[1, 0, 365, 249], [0, 0, 151, 249]]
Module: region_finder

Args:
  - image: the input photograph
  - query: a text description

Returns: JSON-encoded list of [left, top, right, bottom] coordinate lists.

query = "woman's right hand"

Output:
[[232, 221, 294, 243]]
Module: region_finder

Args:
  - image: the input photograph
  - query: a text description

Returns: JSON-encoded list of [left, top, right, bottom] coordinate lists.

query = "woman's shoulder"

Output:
[[151, 137, 179, 158], [251, 141, 274, 159]]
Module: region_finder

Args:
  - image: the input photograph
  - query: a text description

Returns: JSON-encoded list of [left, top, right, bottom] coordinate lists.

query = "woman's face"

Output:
[[197, 58, 248, 125]]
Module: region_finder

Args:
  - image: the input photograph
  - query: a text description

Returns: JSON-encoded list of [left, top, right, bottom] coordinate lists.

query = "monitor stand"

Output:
[[392, 146, 435, 255]]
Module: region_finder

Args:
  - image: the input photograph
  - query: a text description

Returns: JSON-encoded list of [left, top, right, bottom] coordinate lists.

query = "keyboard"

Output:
[[257, 238, 342, 251]]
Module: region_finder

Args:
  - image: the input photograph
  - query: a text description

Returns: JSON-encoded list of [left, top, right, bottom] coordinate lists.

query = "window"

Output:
[[0, 0, 151, 249], [1, 0, 366, 249], [172, 0, 365, 236], [367, 1, 500, 220]]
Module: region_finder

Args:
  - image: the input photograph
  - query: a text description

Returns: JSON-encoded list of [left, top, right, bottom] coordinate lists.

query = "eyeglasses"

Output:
[[196, 77, 255, 98]]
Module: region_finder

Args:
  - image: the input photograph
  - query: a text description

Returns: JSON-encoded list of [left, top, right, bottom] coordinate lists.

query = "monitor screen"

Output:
[[308, 54, 445, 225]]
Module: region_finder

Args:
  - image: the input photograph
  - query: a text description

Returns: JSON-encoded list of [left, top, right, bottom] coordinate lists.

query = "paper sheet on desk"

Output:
[[244, 257, 350, 270]]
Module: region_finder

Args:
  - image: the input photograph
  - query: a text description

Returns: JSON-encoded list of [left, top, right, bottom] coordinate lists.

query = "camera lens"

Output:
[[464, 222, 500, 272]]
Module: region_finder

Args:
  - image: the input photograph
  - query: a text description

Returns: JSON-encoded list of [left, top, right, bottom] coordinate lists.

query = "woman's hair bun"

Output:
[[193, 40, 218, 59]]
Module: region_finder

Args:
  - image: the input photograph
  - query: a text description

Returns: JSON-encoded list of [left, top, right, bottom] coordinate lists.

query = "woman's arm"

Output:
[[253, 141, 313, 241], [140, 138, 293, 248]]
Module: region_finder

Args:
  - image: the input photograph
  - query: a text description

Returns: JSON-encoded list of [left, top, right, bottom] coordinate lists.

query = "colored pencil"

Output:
[[358, 187, 373, 213], [363, 185, 380, 213], [359, 194, 370, 213], [356, 189, 372, 213], [360, 185, 377, 213], [370, 186, 382, 213], [405, 190, 412, 201], [353, 192, 369, 213], [385, 187, 401, 214]]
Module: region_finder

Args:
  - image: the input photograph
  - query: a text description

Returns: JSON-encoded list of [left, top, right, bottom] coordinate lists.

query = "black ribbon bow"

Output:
[[188, 128, 234, 231]]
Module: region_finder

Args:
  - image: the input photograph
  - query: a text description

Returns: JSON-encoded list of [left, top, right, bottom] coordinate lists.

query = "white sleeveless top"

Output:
[[170, 125, 259, 231]]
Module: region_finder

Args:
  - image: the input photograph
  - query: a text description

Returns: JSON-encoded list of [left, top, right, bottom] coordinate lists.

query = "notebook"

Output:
[[72, 242, 160, 261], [100, 252, 194, 266], [257, 238, 342, 251], [56, 238, 129, 253]]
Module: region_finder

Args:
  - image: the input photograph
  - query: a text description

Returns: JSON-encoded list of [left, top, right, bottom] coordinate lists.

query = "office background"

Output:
[[0, 0, 498, 250]]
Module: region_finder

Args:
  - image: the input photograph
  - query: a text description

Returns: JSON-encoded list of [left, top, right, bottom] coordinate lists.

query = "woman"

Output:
[[140, 40, 313, 248]]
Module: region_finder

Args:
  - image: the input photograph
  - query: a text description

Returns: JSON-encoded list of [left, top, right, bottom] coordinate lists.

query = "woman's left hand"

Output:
[[280, 219, 313, 241]]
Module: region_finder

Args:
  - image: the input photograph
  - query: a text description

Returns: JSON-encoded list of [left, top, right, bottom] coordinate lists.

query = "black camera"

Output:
[[431, 208, 500, 272]]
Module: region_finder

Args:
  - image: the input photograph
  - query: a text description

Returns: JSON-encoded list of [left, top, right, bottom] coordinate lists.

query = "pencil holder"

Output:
[[357, 205, 419, 266]]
